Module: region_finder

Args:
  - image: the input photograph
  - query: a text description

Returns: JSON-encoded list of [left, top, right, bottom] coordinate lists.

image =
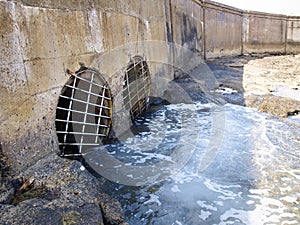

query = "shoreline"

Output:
[[207, 54, 300, 118], [1, 54, 299, 224]]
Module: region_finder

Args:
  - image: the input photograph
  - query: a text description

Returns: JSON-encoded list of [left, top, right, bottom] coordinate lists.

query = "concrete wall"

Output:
[[243, 11, 287, 54], [169, 0, 204, 73], [0, 0, 175, 172], [203, 1, 300, 57], [1, 0, 300, 174], [203, 1, 243, 58], [286, 16, 300, 52]]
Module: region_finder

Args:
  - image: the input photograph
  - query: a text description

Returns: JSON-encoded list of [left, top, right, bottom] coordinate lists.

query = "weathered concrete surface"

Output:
[[1, 1, 299, 224], [0, 0, 300, 182], [204, 1, 300, 58], [204, 1, 243, 58], [170, 0, 204, 75], [0, 0, 175, 174], [286, 17, 300, 53], [243, 12, 287, 54]]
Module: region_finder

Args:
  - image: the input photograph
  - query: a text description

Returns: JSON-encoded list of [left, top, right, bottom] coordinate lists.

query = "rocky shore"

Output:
[[207, 54, 300, 118], [0, 152, 129, 225], [1, 54, 299, 225]]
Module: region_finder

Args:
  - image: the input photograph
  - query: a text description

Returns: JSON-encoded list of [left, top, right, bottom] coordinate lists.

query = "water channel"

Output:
[[85, 101, 300, 225]]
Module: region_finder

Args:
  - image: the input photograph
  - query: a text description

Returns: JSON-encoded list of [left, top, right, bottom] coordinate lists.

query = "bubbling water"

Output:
[[90, 102, 300, 225]]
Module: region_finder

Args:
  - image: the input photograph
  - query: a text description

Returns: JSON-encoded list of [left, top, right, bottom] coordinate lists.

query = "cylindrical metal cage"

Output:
[[55, 69, 112, 157]]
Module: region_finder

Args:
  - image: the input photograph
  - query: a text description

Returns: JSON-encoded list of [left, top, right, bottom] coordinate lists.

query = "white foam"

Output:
[[281, 220, 298, 225], [219, 195, 298, 225], [213, 87, 238, 94], [260, 197, 283, 209], [114, 164, 122, 169], [204, 179, 238, 197], [218, 195, 235, 200], [246, 200, 255, 205], [196, 200, 217, 211], [144, 194, 162, 206], [134, 152, 174, 164], [127, 174, 133, 178], [214, 201, 224, 206], [273, 85, 300, 101], [80, 165, 85, 171], [280, 186, 293, 192], [145, 209, 153, 214], [175, 220, 183, 225], [280, 213, 299, 218], [170, 172, 195, 184], [280, 196, 298, 203], [249, 188, 270, 195], [171, 185, 181, 193], [199, 210, 212, 220]]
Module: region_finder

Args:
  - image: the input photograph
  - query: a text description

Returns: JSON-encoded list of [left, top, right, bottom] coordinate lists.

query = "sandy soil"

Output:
[[207, 54, 300, 118], [243, 55, 300, 117], [243, 55, 300, 97]]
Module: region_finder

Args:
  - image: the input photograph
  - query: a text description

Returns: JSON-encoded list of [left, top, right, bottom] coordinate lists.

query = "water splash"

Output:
[[98, 103, 300, 225]]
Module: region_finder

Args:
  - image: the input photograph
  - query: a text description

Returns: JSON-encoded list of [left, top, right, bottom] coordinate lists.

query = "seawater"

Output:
[[86, 102, 300, 225]]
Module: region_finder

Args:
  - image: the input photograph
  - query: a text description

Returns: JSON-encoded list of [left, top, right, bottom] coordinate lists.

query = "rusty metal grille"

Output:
[[123, 56, 150, 120], [55, 69, 112, 157]]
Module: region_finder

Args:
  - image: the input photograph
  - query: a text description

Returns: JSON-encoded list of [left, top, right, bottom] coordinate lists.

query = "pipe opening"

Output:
[[123, 56, 151, 121], [55, 68, 112, 157]]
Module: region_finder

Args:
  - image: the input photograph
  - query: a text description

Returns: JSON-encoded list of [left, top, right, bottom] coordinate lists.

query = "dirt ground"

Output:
[[243, 54, 300, 97], [207, 54, 300, 118]]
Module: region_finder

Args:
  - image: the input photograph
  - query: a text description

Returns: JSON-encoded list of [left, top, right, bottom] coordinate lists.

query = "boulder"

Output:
[[0, 153, 128, 225]]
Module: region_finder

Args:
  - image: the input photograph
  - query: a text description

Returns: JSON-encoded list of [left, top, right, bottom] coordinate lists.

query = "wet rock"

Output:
[[98, 192, 129, 225], [206, 55, 252, 93], [163, 77, 226, 105], [1, 197, 104, 225], [215, 91, 245, 106], [61, 210, 82, 225], [0, 143, 10, 180], [163, 80, 195, 104], [0, 153, 126, 225], [245, 95, 300, 118]]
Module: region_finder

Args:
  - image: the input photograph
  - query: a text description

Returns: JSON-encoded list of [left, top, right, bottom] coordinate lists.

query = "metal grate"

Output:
[[55, 68, 112, 157], [123, 56, 150, 120]]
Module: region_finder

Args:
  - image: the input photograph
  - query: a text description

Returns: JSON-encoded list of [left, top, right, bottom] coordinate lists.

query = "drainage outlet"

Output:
[[55, 68, 112, 157], [123, 56, 150, 120]]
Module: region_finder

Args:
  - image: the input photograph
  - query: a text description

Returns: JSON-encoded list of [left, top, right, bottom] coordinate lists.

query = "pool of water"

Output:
[[85, 102, 300, 225]]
